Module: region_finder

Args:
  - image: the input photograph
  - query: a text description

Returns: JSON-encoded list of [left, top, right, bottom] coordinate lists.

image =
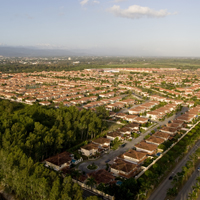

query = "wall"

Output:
[[72, 179, 115, 200]]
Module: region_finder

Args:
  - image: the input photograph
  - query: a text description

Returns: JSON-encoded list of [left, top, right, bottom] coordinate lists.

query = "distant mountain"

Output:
[[0, 46, 89, 57]]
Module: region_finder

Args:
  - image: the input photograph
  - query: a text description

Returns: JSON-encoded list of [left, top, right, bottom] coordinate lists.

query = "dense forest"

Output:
[[0, 100, 105, 200]]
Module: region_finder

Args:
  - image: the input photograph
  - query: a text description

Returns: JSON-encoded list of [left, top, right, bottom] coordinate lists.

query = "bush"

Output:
[[144, 134, 151, 140], [87, 163, 98, 170]]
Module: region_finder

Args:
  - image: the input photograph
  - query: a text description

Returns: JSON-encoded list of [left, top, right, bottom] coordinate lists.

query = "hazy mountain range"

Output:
[[0, 46, 92, 57], [0, 46, 145, 57]]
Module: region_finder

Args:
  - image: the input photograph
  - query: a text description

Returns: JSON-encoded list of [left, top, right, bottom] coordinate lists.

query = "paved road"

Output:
[[151, 89, 174, 99], [78, 107, 188, 174], [132, 92, 143, 100], [175, 160, 200, 200], [78, 130, 153, 173], [175, 168, 200, 200], [148, 140, 200, 200]]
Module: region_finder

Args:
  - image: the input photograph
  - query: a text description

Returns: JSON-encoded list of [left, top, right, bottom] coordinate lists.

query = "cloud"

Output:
[[25, 14, 33, 19], [108, 5, 175, 19], [80, 0, 89, 6], [58, 6, 65, 16], [93, 0, 100, 4], [80, 0, 99, 6], [114, 0, 127, 2]]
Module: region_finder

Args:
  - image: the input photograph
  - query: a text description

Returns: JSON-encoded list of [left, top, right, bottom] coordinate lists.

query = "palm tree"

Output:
[[188, 191, 197, 200], [196, 176, 200, 183], [71, 169, 82, 181], [86, 176, 96, 189], [171, 175, 179, 187], [96, 182, 105, 192], [136, 190, 146, 200], [192, 184, 200, 197], [140, 180, 152, 194], [167, 187, 178, 197]]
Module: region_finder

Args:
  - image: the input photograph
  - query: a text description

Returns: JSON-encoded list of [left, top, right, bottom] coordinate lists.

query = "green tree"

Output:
[[86, 176, 96, 189]]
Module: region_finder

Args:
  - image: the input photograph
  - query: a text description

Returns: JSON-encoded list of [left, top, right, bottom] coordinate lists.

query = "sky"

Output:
[[0, 0, 200, 57]]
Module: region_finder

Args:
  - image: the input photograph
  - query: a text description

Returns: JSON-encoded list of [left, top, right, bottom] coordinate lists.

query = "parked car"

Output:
[[168, 176, 173, 180], [121, 143, 126, 147], [197, 167, 200, 171], [105, 159, 111, 163]]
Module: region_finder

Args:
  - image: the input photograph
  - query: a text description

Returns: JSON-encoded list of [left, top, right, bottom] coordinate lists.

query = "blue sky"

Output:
[[0, 0, 200, 56]]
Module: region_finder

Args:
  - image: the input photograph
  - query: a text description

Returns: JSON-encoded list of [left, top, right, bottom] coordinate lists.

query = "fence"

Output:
[[72, 179, 115, 200]]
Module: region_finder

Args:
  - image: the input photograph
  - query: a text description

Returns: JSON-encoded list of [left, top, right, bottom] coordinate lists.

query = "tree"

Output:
[[188, 190, 198, 200], [96, 182, 105, 191], [136, 191, 146, 200], [86, 196, 100, 200], [71, 169, 82, 181], [86, 176, 96, 189], [72, 183, 83, 200], [167, 187, 178, 197]]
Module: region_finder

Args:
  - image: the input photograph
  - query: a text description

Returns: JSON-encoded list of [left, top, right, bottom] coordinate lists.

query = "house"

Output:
[[105, 104, 117, 111], [120, 149, 147, 165], [176, 114, 196, 123], [135, 141, 157, 155], [80, 143, 99, 157], [160, 126, 178, 135], [110, 159, 139, 178], [145, 136, 165, 146], [124, 122, 140, 131], [87, 169, 115, 185], [129, 108, 143, 115], [114, 102, 125, 109], [92, 137, 111, 150], [109, 112, 116, 118], [125, 115, 137, 122], [115, 113, 127, 119], [119, 127, 132, 135], [146, 111, 161, 121], [172, 119, 184, 127], [167, 122, 182, 128], [120, 99, 135, 106], [39, 101, 51, 106], [132, 117, 148, 124], [153, 131, 170, 141], [109, 96, 122, 103], [25, 98, 36, 104], [107, 131, 122, 141], [44, 151, 72, 171]]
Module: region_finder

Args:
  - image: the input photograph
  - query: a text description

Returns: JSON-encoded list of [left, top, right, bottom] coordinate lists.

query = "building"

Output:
[[120, 149, 147, 165], [44, 151, 72, 171], [92, 137, 111, 150], [80, 143, 99, 157], [135, 141, 157, 155], [110, 159, 139, 178]]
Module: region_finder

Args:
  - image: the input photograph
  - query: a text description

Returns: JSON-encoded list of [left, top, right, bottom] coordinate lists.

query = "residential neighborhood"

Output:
[[1, 66, 200, 200]]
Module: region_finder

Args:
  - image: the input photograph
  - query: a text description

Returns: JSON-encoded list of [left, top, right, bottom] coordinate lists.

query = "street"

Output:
[[148, 140, 200, 200], [78, 106, 188, 174], [175, 159, 200, 200]]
